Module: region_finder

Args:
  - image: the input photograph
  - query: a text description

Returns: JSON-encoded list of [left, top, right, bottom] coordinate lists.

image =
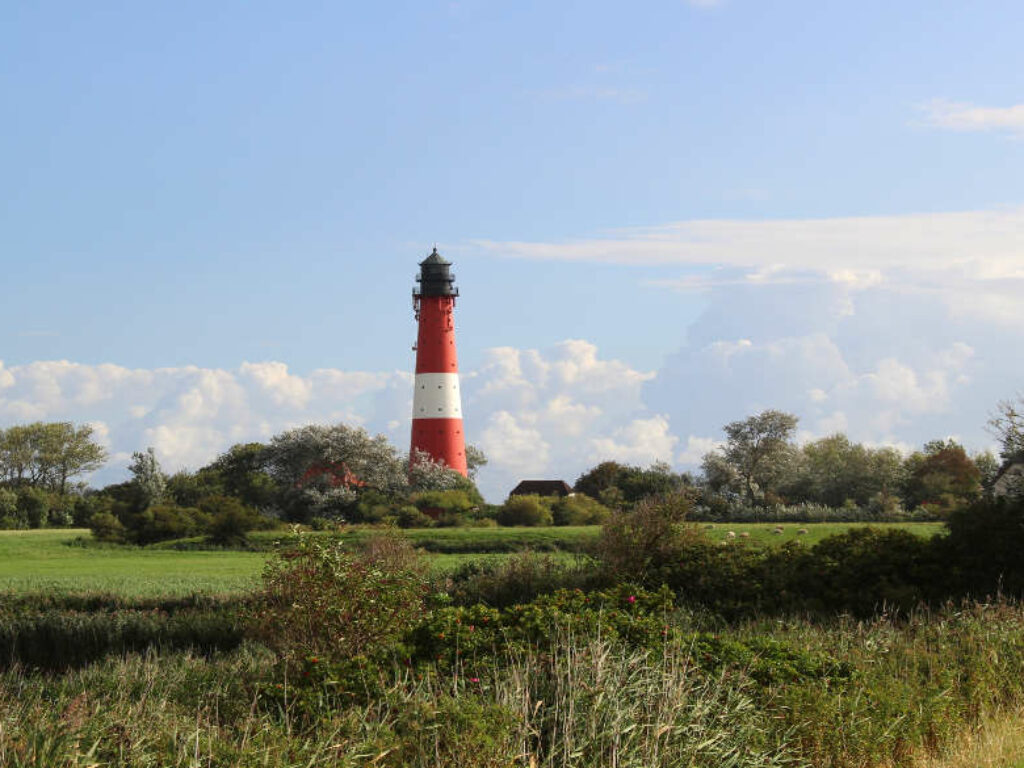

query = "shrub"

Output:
[[496, 495, 553, 527], [121, 504, 213, 544], [397, 505, 435, 528], [447, 551, 608, 608], [199, 495, 265, 546], [594, 493, 700, 584], [941, 494, 1024, 598], [551, 494, 611, 525], [249, 534, 429, 666], [88, 511, 126, 543]]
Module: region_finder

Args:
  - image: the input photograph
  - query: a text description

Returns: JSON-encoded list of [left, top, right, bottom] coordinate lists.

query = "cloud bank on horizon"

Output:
[[2, 206, 1021, 500]]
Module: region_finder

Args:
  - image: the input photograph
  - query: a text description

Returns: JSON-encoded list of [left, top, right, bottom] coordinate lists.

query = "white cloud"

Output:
[[921, 99, 1024, 136], [472, 207, 1024, 278], [676, 435, 720, 465], [588, 415, 678, 465], [0, 342, 661, 501], [479, 411, 550, 477]]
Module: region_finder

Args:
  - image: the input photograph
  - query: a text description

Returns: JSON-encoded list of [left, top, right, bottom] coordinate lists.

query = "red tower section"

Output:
[[410, 248, 467, 475]]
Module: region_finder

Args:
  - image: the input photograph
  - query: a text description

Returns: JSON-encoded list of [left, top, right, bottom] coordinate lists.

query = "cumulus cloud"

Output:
[[920, 99, 1024, 136], [0, 341, 666, 501]]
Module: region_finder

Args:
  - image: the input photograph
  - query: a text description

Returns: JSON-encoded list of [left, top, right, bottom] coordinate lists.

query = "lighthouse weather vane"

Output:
[[409, 247, 468, 476]]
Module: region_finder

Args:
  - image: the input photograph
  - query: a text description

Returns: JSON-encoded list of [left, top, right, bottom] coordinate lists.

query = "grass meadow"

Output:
[[0, 523, 945, 596], [0, 523, 944, 596]]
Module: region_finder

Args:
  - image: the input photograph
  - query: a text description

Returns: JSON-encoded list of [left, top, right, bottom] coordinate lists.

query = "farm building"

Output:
[[509, 480, 573, 498]]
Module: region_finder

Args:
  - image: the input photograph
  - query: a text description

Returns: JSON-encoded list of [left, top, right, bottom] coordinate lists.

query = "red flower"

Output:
[[627, 595, 636, 604]]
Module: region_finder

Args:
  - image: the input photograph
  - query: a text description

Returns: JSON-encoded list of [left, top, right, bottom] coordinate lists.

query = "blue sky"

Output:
[[2, 1, 1022, 499]]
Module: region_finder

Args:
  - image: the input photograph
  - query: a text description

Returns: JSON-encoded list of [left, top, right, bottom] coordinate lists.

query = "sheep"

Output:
[[773, 527, 784, 535], [739, 531, 750, 538], [726, 531, 736, 539], [797, 528, 809, 535]]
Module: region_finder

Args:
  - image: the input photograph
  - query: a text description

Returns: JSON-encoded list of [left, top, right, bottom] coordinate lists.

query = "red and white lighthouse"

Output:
[[410, 247, 467, 476]]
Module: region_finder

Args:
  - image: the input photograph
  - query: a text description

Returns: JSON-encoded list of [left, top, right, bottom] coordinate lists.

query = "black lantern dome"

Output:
[[414, 247, 458, 298]]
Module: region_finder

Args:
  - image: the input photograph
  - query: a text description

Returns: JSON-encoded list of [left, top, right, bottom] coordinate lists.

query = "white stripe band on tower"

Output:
[[413, 373, 463, 419]]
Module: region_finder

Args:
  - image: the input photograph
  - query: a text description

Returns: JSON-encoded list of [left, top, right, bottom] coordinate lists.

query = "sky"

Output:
[[1, 1, 1022, 500]]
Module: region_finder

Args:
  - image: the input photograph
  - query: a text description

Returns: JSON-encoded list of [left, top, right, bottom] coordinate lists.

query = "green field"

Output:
[[0, 522, 946, 597], [698, 520, 945, 546], [0, 529, 266, 597]]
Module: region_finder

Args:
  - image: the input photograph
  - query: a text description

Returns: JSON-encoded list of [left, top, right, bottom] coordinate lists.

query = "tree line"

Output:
[[1, 394, 1020, 537]]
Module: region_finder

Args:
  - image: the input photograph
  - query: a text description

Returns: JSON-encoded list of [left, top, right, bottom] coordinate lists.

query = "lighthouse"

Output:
[[410, 247, 467, 476]]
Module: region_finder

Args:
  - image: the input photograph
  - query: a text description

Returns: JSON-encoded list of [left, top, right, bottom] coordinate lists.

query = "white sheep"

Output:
[[726, 531, 736, 538]]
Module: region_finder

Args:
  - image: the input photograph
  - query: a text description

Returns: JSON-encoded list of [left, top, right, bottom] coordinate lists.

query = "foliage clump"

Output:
[[249, 532, 429, 667]]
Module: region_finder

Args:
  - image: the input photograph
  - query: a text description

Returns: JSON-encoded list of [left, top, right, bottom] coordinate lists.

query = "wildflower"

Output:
[[470, 677, 480, 683], [627, 595, 636, 604]]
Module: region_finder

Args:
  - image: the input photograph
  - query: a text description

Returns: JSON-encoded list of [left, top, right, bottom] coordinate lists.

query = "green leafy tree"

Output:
[[465, 444, 488, 480], [716, 410, 799, 505], [785, 434, 904, 507], [574, 461, 626, 500], [128, 447, 167, 510], [902, 440, 982, 512], [0, 422, 106, 493], [574, 460, 685, 506]]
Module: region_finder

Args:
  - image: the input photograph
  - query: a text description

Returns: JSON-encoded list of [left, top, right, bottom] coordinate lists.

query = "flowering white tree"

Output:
[[262, 424, 408, 519]]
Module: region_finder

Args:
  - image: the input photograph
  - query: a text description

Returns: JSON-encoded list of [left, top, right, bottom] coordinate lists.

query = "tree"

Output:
[[786, 434, 904, 507], [0, 422, 107, 493], [574, 461, 625, 500], [718, 410, 799, 505], [263, 424, 409, 520], [989, 396, 1024, 462], [128, 447, 167, 510], [574, 460, 685, 506], [46, 422, 108, 495], [902, 440, 981, 512], [465, 444, 488, 480]]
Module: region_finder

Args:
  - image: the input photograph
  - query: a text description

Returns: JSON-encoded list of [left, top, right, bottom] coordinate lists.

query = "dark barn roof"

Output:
[[509, 480, 573, 497]]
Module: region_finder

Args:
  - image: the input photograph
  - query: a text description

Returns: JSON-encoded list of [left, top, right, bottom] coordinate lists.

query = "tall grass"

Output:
[[6, 603, 1023, 766], [0, 636, 802, 768]]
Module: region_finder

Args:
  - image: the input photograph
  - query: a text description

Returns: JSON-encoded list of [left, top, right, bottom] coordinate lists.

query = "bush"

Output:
[[551, 494, 611, 526], [941, 494, 1024, 598], [447, 551, 608, 608], [122, 504, 213, 544], [200, 495, 266, 546], [594, 493, 699, 584], [397, 505, 435, 528], [88, 511, 127, 543], [496, 495, 553, 526], [249, 534, 429, 667]]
